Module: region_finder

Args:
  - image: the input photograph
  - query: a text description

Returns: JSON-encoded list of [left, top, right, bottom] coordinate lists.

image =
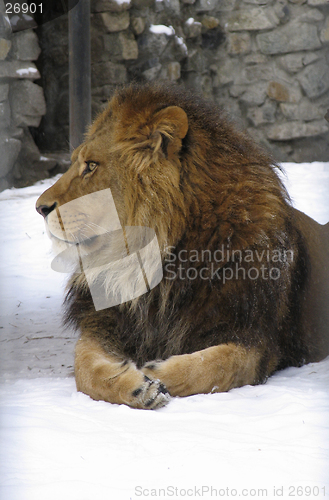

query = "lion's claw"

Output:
[[130, 376, 170, 410]]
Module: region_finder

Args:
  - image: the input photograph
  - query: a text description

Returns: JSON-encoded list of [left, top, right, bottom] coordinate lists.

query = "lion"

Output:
[[36, 83, 329, 409]]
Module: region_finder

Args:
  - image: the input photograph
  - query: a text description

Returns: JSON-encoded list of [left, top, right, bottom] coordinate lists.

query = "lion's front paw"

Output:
[[142, 354, 198, 397], [142, 358, 186, 397], [75, 338, 171, 409], [129, 375, 170, 410]]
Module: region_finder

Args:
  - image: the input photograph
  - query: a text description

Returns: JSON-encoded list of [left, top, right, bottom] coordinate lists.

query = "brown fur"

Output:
[[36, 83, 329, 409]]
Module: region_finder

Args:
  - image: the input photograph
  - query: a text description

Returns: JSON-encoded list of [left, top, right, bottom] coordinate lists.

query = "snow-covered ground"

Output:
[[0, 163, 329, 500]]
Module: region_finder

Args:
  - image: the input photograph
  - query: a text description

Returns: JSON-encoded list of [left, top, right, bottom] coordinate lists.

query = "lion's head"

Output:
[[35, 85, 192, 258]]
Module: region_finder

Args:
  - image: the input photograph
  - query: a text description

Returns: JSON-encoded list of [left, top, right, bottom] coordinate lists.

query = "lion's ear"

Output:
[[153, 106, 189, 140], [149, 106, 188, 159]]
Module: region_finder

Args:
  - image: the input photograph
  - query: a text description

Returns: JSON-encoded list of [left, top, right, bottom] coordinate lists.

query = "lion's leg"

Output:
[[75, 334, 170, 409], [142, 343, 275, 397]]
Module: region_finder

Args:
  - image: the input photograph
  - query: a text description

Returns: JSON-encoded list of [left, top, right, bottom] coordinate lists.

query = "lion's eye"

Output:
[[83, 161, 98, 176], [86, 161, 98, 171]]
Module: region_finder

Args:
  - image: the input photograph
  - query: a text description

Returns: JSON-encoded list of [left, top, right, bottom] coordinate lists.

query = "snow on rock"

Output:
[[149, 24, 175, 36], [16, 67, 38, 76], [186, 17, 195, 26], [112, 0, 131, 5], [175, 35, 188, 56]]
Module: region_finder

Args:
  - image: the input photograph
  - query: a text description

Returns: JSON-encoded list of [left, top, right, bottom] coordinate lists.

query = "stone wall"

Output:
[[37, 0, 329, 164], [0, 0, 57, 191], [3, 0, 329, 191]]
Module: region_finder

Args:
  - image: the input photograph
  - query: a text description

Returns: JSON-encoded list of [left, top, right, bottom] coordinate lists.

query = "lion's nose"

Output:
[[36, 202, 57, 218]]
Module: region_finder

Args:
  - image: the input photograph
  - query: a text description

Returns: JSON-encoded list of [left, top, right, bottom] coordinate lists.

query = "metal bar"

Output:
[[68, 0, 91, 151]]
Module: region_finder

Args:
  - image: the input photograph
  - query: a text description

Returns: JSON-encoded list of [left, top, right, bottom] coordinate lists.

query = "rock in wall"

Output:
[[38, 0, 329, 163]]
